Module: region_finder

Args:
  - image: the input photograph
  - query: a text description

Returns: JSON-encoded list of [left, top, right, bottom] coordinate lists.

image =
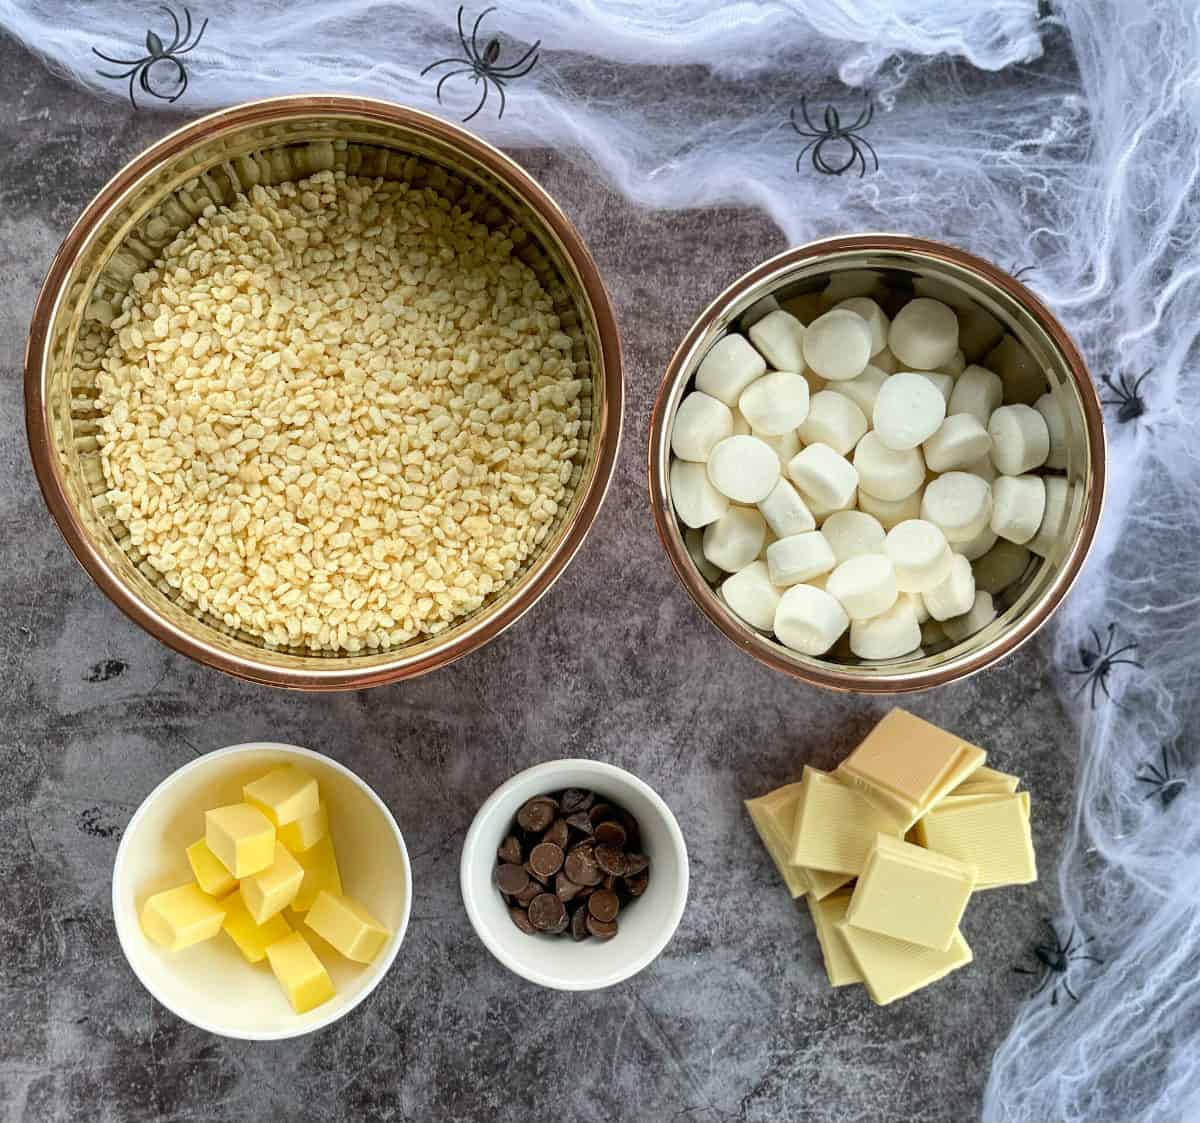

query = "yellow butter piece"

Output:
[[746, 786, 852, 899], [838, 921, 973, 1005], [265, 931, 336, 1014], [836, 708, 986, 824], [806, 890, 863, 987], [186, 838, 238, 897], [846, 834, 976, 951], [952, 765, 1019, 796], [291, 832, 343, 912], [205, 802, 276, 878], [243, 764, 320, 827], [278, 800, 329, 853], [305, 891, 390, 964], [791, 766, 904, 875], [222, 890, 292, 963], [915, 792, 1036, 888], [140, 883, 226, 951], [240, 841, 305, 924]]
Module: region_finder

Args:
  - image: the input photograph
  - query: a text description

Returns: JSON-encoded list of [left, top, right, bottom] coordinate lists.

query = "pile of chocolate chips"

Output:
[[496, 788, 650, 940]]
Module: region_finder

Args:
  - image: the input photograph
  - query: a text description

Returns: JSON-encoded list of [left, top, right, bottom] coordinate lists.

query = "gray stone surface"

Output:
[[0, 34, 1078, 1123]]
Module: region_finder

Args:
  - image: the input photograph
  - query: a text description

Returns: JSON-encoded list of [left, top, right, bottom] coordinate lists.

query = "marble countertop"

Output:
[[0, 35, 1077, 1123]]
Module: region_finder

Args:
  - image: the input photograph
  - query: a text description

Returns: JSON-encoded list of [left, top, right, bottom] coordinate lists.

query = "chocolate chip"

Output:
[[556, 873, 584, 902], [529, 841, 564, 880], [620, 810, 641, 850], [602, 874, 619, 891], [510, 907, 537, 935], [563, 841, 603, 887], [589, 890, 620, 923], [623, 852, 649, 876], [571, 903, 591, 941], [595, 843, 627, 877], [517, 797, 558, 832], [528, 893, 567, 933], [586, 914, 618, 939], [560, 788, 593, 814], [543, 818, 570, 850], [588, 802, 614, 826], [626, 868, 649, 896], [497, 835, 523, 865], [495, 862, 529, 895], [594, 820, 626, 847], [564, 811, 593, 834], [514, 879, 542, 906]]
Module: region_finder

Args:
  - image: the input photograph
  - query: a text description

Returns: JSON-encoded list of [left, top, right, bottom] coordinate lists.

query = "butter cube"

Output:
[[745, 785, 851, 900], [141, 883, 226, 951], [244, 764, 320, 826], [806, 891, 863, 987], [952, 765, 1019, 796], [186, 838, 238, 897], [915, 792, 1036, 888], [278, 800, 329, 853], [838, 922, 973, 1005], [305, 891, 390, 964], [836, 708, 986, 825], [265, 931, 336, 1014], [240, 842, 305, 924], [291, 832, 343, 912], [846, 834, 976, 951], [206, 803, 276, 878], [791, 767, 905, 875], [222, 890, 292, 963]]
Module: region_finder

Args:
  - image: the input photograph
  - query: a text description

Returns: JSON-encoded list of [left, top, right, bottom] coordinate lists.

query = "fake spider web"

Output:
[[4, 0, 1200, 1118]]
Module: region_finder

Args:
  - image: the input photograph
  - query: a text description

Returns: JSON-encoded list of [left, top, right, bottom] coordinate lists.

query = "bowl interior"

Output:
[[653, 242, 1103, 690], [462, 762, 688, 991], [31, 98, 619, 685], [113, 743, 411, 1039]]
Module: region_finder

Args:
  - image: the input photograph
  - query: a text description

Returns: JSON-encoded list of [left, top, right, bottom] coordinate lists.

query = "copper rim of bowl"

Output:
[[648, 233, 1106, 693], [25, 95, 623, 690]]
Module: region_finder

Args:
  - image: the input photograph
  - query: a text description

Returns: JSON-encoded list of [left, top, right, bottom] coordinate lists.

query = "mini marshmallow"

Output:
[[773, 584, 850, 656], [917, 371, 955, 405], [731, 410, 752, 435], [967, 455, 998, 483], [922, 554, 976, 621], [757, 478, 816, 538], [671, 458, 729, 528], [872, 347, 899, 373], [1028, 476, 1071, 558], [707, 435, 781, 503], [695, 334, 767, 406], [873, 372, 947, 451], [834, 297, 890, 355], [742, 293, 781, 327], [888, 298, 959, 370], [825, 364, 888, 418], [721, 561, 783, 631], [885, 519, 954, 593], [988, 404, 1050, 476], [1035, 391, 1069, 470], [766, 531, 837, 587], [958, 304, 1006, 362], [799, 486, 858, 524], [748, 310, 807, 372], [921, 471, 993, 543], [973, 540, 1032, 594], [797, 390, 869, 456], [947, 364, 1003, 426], [943, 590, 998, 643], [787, 443, 859, 509], [685, 526, 723, 583], [935, 349, 967, 377], [986, 335, 1046, 406], [821, 269, 884, 308], [922, 413, 992, 473], [822, 510, 886, 564], [738, 371, 810, 435], [703, 506, 767, 572], [802, 310, 873, 382], [958, 525, 998, 562], [671, 391, 733, 462], [990, 475, 1046, 545], [826, 554, 899, 620], [752, 427, 801, 468], [900, 591, 930, 624], [857, 486, 924, 531], [853, 431, 926, 502], [850, 597, 921, 660]]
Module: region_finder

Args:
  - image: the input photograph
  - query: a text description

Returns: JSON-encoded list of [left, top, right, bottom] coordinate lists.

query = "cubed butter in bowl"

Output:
[[113, 742, 411, 1040]]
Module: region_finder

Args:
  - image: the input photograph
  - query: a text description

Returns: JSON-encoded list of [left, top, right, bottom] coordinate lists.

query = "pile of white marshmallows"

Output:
[[670, 280, 1068, 660]]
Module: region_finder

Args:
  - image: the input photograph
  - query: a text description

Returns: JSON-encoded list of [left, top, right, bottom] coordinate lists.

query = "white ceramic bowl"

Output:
[[461, 760, 689, 990], [112, 742, 412, 1040]]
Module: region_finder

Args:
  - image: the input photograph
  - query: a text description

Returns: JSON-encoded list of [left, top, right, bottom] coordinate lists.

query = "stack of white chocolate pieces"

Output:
[[745, 709, 1036, 1005], [670, 271, 1071, 660]]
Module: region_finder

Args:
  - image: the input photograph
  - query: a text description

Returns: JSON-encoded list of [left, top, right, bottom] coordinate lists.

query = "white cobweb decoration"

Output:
[[2, 0, 1198, 1116]]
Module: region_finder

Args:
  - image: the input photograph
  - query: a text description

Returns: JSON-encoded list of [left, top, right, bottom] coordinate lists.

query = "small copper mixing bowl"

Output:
[[648, 235, 1105, 693], [26, 96, 622, 689]]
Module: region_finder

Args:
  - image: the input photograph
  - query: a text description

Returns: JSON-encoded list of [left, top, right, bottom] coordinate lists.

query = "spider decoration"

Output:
[[790, 94, 879, 178], [1011, 263, 1038, 284], [1013, 918, 1103, 1005], [421, 6, 540, 123], [1065, 623, 1143, 709], [92, 5, 207, 110], [1136, 743, 1188, 808], [1100, 369, 1150, 424]]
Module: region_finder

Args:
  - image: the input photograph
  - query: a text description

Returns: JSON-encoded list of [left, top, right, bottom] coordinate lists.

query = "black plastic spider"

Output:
[[1013, 918, 1103, 1005], [421, 6, 540, 123], [1136, 743, 1187, 808], [1011, 263, 1037, 284], [1065, 623, 1143, 709], [790, 94, 879, 178], [92, 5, 207, 110], [1100, 370, 1150, 424]]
